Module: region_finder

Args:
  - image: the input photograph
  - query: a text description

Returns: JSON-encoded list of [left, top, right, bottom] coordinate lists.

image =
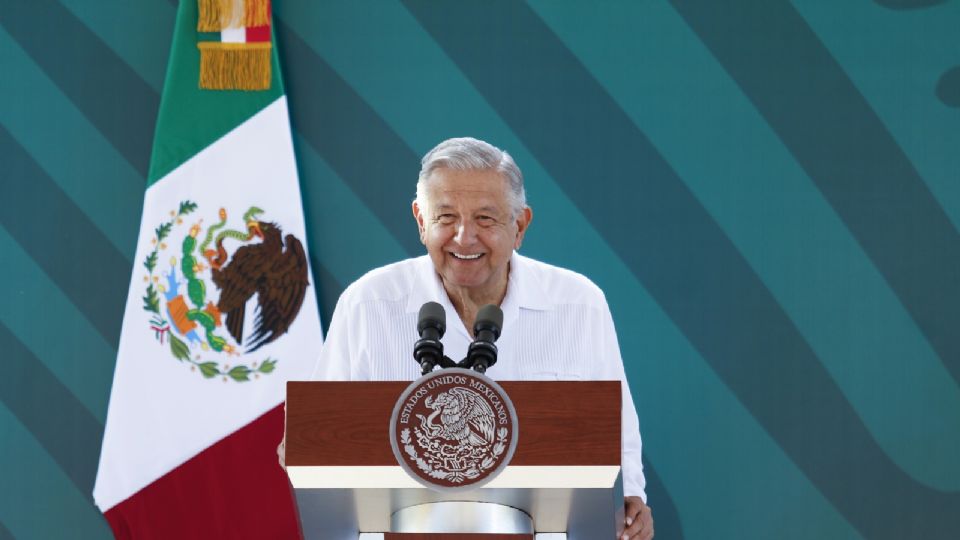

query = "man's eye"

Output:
[[436, 214, 456, 224], [477, 216, 495, 226]]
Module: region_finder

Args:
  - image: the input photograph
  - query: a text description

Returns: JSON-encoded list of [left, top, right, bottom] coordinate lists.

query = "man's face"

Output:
[[413, 168, 532, 298]]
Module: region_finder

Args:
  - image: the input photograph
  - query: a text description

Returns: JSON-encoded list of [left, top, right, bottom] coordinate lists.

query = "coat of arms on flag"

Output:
[[141, 201, 308, 381]]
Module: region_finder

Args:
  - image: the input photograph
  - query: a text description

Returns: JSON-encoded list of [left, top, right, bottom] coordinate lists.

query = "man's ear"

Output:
[[412, 200, 427, 244], [514, 206, 533, 249]]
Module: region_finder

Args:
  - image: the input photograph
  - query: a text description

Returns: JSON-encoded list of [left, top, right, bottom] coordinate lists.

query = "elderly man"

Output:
[[305, 137, 653, 540]]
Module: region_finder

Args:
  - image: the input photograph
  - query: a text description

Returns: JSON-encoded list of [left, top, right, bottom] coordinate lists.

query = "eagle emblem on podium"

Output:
[[390, 369, 519, 491]]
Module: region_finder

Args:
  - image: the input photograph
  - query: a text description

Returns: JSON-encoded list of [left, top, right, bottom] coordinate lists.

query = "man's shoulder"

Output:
[[339, 256, 428, 305], [515, 253, 607, 308]]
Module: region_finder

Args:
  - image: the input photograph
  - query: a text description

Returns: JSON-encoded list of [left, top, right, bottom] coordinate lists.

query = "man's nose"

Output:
[[453, 221, 477, 244]]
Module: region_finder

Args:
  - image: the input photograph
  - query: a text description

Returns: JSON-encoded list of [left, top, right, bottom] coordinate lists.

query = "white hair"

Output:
[[416, 137, 527, 217]]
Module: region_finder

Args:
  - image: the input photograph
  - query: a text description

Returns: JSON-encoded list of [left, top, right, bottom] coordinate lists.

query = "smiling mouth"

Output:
[[451, 252, 484, 260]]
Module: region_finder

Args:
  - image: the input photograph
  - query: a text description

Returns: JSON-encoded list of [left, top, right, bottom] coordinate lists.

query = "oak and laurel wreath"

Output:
[[140, 200, 278, 382], [400, 427, 509, 483]]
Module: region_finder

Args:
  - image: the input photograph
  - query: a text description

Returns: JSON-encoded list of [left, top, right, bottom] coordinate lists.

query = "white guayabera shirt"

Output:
[[311, 251, 647, 500]]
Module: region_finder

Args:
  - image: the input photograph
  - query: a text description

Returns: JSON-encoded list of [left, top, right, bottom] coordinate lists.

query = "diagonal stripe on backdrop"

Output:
[[0, 123, 128, 347], [57, 0, 176, 92], [0, 24, 144, 260], [0, 0, 158, 177], [0, 404, 113, 539], [874, 0, 948, 9], [401, 1, 960, 537], [939, 66, 960, 107], [669, 0, 960, 388], [0, 226, 115, 419], [274, 21, 423, 255], [0, 322, 103, 497]]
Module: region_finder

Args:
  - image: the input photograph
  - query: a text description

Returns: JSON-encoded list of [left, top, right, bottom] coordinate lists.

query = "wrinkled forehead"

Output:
[[422, 168, 512, 211]]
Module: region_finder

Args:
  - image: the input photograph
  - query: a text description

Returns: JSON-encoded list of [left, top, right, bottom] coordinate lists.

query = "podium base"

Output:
[[392, 501, 533, 534]]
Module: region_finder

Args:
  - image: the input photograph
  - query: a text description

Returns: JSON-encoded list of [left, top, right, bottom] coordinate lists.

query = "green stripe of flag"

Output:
[[148, 0, 283, 184]]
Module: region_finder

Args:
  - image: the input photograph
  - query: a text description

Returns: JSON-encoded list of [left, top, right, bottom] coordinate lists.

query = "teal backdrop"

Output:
[[2, 1, 960, 538]]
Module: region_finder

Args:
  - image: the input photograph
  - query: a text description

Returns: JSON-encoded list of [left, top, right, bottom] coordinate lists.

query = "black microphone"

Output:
[[464, 304, 503, 373], [414, 302, 446, 375]]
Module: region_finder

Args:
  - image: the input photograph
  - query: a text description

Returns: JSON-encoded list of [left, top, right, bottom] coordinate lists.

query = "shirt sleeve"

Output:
[[598, 299, 647, 502]]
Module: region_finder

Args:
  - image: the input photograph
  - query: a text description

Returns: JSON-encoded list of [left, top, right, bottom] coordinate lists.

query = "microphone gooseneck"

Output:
[[414, 302, 446, 375], [464, 304, 503, 373]]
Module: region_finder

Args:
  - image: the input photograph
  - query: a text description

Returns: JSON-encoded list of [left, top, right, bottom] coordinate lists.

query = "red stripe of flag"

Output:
[[104, 405, 302, 539]]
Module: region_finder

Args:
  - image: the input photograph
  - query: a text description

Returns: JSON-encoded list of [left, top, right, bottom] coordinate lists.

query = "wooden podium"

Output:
[[285, 381, 625, 539]]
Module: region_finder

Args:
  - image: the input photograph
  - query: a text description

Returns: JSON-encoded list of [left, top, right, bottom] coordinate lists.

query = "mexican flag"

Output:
[[93, 1, 321, 537]]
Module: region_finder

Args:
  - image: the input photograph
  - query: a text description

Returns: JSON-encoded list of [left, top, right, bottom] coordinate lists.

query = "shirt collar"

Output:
[[405, 255, 446, 314], [405, 252, 554, 318]]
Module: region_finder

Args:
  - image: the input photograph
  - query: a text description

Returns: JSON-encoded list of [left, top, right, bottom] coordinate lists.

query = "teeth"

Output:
[[452, 252, 483, 260]]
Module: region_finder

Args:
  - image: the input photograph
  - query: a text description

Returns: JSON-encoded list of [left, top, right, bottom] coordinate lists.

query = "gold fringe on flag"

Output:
[[244, 0, 271, 28], [198, 42, 271, 90], [198, 0, 258, 31], [197, 0, 232, 32]]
